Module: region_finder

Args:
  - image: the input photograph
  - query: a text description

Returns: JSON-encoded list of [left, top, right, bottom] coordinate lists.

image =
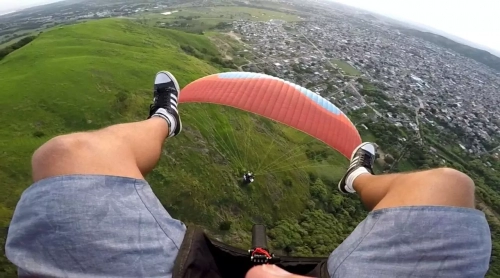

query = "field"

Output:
[[156, 6, 300, 21], [0, 18, 359, 276], [136, 6, 301, 33], [206, 31, 252, 66], [333, 59, 361, 76]]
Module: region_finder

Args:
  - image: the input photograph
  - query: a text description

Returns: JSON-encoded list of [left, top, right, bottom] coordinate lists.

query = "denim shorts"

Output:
[[6, 175, 492, 277]]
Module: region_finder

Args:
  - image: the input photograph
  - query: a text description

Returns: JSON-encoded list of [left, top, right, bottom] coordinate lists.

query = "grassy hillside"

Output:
[[0, 18, 217, 225], [0, 18, 218, 275], [0, 18, 364, 276]]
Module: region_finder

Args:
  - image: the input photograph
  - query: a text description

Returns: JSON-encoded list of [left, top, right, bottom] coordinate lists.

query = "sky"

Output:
[[331, 0, 500, 54], [0, 0, 62, 14]]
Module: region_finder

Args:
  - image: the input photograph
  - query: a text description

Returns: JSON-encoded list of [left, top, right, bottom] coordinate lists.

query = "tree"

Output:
[[384, 154, 395, 164], [269, 220, 305, 253], [32, 131, 45, 138], [214, 22, 232, 29], [310, 179, 328, 203], [283, 178, 293, 187], [327, 194, 344, 213], [0, 35, 37, 60], [219, 221, 232, 231]]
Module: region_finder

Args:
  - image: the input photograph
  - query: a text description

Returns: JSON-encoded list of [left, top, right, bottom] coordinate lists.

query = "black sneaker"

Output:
[[149, 71, 182, 137], [338, 142, 376, 193]]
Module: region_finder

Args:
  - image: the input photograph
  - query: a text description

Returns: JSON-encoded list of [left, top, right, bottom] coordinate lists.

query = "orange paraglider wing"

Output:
[[179, 72, 361, 158]]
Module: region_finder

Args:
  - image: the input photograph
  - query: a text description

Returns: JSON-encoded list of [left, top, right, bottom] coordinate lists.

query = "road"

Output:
[[415, 96, 424, 145]]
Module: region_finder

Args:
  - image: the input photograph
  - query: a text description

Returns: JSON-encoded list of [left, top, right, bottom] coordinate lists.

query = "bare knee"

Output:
[[31, 132, 142, 182], [33, 133, 89, 163], [431, 167, 475, 190], [370, 167, 476, 210], [424, 167, 475, 208], [32, 133, 91, 181]]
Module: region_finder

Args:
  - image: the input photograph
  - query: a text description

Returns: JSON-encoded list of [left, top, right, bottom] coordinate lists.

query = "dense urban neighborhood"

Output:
[[233, 7, 500, 157]]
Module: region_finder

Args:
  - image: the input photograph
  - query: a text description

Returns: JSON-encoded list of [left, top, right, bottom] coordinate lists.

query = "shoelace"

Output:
[[357, 151, 375, 172], [155, 87, 177, 108]]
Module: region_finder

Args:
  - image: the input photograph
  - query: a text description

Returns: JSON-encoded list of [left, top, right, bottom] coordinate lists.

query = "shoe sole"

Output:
[[156, 71, 182, 135], [337, 142, 374, 193]]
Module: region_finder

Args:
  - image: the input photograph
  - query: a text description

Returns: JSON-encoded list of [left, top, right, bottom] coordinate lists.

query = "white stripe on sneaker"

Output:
[[350, 157, 359, 166]]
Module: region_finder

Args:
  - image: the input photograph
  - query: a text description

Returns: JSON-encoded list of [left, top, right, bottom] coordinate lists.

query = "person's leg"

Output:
[[329, 142, 491, 278], [32, 116, 175, 182], [32, 118, 168, 182], [6, 71, 186, 278], [354, 167, 474, 211], [246, 144, 484, 278], [32, 72, 182, 182], [339, 143, 474, 210]]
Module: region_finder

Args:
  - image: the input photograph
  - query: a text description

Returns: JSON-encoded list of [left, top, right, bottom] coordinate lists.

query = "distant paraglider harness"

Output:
[[242, 171, 255, 184]]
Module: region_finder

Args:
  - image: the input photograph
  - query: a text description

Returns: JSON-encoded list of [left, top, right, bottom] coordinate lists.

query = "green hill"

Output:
[[0, 18, 370, 276], [0, 18, 218, 225]]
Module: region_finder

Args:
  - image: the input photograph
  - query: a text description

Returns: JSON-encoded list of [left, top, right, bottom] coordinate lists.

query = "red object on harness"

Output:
[[251, 247, 272, 260]]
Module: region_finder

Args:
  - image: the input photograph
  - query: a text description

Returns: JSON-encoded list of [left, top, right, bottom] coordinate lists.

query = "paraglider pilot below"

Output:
[[243, 171, 255, 184], [6, 71, 492, 278]]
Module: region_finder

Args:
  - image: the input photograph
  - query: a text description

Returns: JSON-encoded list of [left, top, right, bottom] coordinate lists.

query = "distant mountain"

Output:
[[0, 0, 72, 19], [0, 0, 65, 16], [0, 10, 17, 16], [398, 27, 500, 72], [396, 21, 500, 58]]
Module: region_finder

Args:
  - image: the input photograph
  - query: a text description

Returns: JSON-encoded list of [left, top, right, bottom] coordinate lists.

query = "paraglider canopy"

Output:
[[179, 72, 361, 159]]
